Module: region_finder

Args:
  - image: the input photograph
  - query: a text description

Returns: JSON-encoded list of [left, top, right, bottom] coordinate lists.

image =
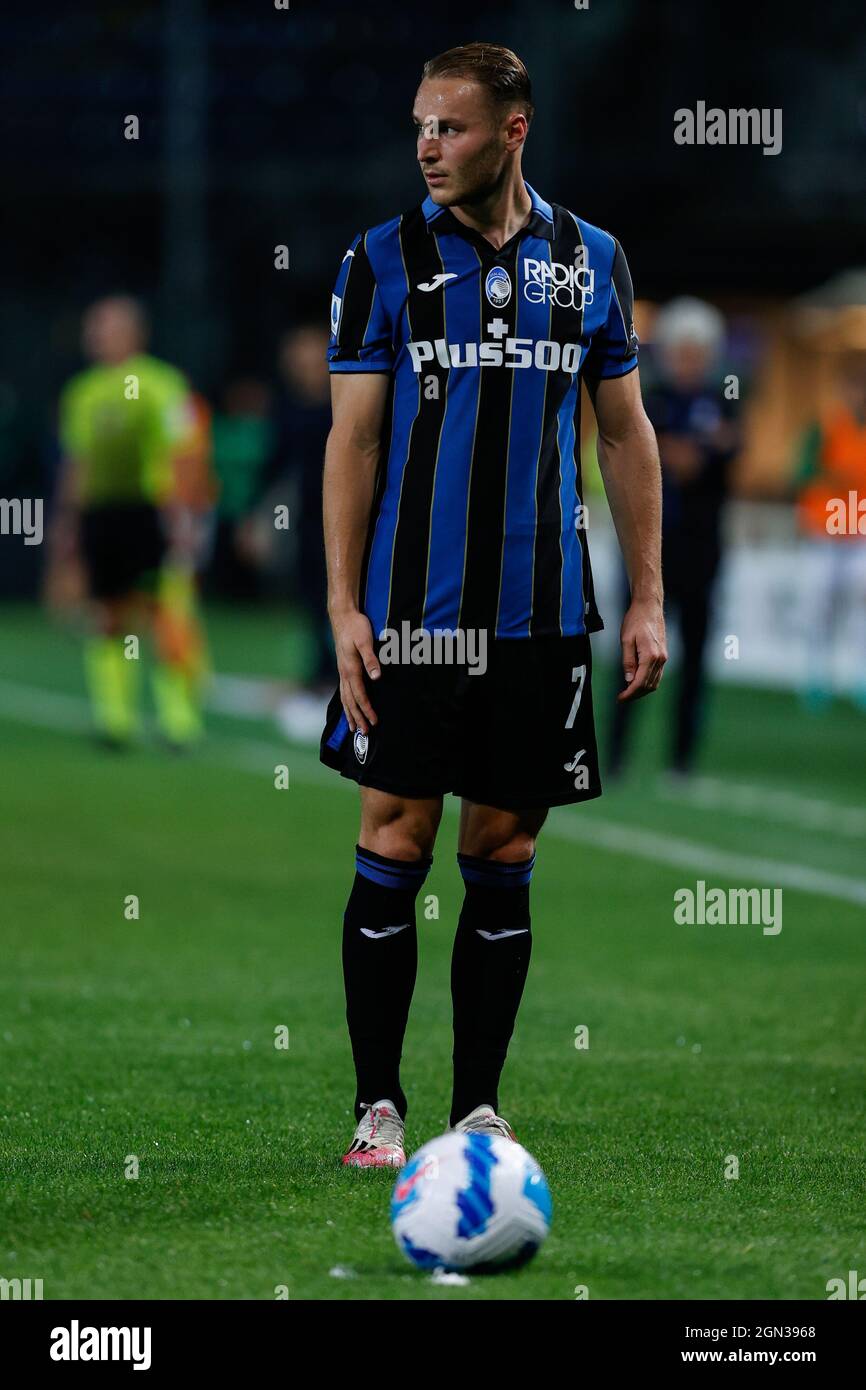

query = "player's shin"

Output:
[[85, 633, 141, 743], [151, 566, 207, 746], [342, 845, 432, 1121], [449, 852, 535, 1127]]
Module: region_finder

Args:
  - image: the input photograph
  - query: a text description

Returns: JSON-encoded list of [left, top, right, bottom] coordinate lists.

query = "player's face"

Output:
[[412, 77, 515, 208], [280, 327, 329, 401], [82, 300, 144, 365], [664, 340, 713, 390]]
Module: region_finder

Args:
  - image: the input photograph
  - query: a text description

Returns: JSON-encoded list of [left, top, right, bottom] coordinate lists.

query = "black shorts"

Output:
[[319, 633, 601, 811], [80, 503, 166, 600]]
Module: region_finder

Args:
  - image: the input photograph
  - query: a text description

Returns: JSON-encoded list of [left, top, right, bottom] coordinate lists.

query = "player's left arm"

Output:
[[591, 367, 667, 702], [584, 236, 666, 701]]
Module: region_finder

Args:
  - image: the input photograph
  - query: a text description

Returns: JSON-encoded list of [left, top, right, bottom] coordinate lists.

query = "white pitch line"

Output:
[[658, 772, 866, 839], [1, 678, 866, 909], [178, 741, 866, 909], [0, 680, 92, 731], [544, 811, 866, 908]]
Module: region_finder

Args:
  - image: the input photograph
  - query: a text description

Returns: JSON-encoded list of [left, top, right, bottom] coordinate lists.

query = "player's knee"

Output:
[[460, 805, 547, 862], [484, 832, 537, 863], [368, 823, 436, 861], [360, 799, 439, 861], [462, 824, 538, 863]]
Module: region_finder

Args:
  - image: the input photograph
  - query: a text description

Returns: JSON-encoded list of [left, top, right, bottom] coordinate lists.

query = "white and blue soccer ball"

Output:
[[390, 1131, 552, 1272]]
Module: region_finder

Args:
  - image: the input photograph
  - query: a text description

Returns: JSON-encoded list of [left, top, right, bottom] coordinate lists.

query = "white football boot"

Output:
[[342, 1099, 406, 1169], [452, 1104, 517, 1142]]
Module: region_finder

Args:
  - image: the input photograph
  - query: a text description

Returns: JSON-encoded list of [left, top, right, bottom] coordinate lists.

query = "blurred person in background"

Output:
[[160, 385, 218, 717], [269, 323, 335, 742], [207, 376, 272, 600], [793, 349, 866, 709], [51, 294, 212, 749], [609, 297, 739, 778]]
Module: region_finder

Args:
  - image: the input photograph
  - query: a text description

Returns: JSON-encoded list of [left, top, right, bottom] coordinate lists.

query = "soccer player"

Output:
[[54, 295, 210, 748], [319, 43, 667, 1166]]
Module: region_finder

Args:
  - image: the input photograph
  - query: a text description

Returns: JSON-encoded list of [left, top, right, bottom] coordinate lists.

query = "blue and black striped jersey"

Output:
[[327, 182, 638, 639]]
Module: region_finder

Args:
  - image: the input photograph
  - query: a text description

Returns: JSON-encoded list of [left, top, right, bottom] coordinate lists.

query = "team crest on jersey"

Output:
[[354, 729, 369, 764], [330, 293, 343, 337], [485, 265, 511, 307]]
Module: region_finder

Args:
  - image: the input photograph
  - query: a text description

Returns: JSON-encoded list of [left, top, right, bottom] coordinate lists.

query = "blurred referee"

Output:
[[54, 296, 209, 748], [318, 43, 667, 1167]]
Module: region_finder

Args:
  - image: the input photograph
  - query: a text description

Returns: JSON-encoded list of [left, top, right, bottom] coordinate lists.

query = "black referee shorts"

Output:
[[80, 502, 166, 600], [320, 632, 601, 811]]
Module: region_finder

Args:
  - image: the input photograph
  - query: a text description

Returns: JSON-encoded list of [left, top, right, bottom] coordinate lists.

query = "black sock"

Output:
[[449, 851, 535, 1128], [343, 844, 432, 1122]]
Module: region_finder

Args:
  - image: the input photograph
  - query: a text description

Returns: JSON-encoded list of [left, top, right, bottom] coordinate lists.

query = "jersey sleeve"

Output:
[[583, 238, 639, 386], [327, 232, 394, 373]]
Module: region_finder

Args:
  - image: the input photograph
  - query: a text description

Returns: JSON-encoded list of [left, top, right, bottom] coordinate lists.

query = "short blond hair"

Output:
[[421, 42, 534, 124]]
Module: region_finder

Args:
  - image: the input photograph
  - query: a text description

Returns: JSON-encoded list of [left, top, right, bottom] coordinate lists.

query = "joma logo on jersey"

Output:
[[406, 337, 582, 373], [523, 258, 595, 310]]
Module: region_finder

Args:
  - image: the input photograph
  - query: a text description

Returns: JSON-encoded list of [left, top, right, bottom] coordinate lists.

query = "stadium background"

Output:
[[1, 0, 864, 1301]]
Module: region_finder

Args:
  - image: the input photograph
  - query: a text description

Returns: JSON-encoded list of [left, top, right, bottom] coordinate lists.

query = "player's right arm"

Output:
[[46, 380, 87, 606], [324, 372, 389, 735], [324, 231, 395, 735], [55, 377, 87, 511]]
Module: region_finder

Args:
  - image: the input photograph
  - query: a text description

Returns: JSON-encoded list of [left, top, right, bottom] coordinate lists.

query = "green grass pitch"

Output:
[[1, 602, 864, 1300]]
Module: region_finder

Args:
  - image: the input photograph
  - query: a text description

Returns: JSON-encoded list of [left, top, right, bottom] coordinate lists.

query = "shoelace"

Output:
[[463, 1113, 513, 1139], [357, 1103, 403, 1147]]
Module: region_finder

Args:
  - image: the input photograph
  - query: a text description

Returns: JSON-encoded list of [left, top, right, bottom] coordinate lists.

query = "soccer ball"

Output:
[[390, 1131, 552, 1272]]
